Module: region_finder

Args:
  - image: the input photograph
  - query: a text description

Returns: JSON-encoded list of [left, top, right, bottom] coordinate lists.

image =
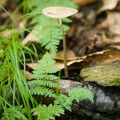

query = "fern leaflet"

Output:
[[29, 53, 60, 98], [1, 106, 27, 120], [32, 104, 64, 120]]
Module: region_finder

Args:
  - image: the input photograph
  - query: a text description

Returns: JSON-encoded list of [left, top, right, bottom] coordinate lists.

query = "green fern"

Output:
[[54, 94, 73, 111], [32, 53, 59, 75], [28, 80, 59, 88], [29, 50, 93, 117], [69, 87, 93, 103], [31, 17, 71, 54], [28, 53, 60, 98], [32, 104, 64, 120], [1, 106, 27, 120], [32, 74, 59, 81], [26, 0, 77, 54], [0, 1, 83, 120], [55, 87, 93, 111], [30, 87, 56, 98]]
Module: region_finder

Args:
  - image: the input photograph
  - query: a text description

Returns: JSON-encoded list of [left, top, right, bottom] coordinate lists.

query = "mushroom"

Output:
[[42, 6, 78, 77]]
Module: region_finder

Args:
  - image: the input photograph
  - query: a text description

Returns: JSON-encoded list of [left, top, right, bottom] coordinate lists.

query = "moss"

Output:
[[80, 62, 120, 86]]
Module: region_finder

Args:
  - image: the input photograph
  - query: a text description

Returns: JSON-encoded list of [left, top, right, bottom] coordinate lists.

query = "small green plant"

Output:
[[42, 6, 78, 77], [1, 105, 28, 120], [0, 1, 93, 120], [29, 52, 93, 120], [28, 53, 60, 98], [31, 104, 64, 120], [55, 87, 93, 111]]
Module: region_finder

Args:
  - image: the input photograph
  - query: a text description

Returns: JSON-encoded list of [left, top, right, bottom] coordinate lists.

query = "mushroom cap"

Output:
[[42, 6, 78, 19]]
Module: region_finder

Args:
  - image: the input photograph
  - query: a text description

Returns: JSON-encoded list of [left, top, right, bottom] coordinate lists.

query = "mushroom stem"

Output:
[[59, 18, 68, 78]]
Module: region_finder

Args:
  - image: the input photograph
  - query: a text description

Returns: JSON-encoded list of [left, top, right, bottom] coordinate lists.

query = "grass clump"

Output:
[[0, 0, 93, 120]]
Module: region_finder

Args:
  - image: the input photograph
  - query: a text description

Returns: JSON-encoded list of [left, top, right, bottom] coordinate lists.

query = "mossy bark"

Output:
[[80, 62, 120, 86]]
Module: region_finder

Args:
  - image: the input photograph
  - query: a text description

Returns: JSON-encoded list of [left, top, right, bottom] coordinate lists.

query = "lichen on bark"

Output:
[[80, 62, 120, 86]]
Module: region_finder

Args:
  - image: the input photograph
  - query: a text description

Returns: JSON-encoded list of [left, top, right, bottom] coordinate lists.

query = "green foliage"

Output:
[[33, 53, 59, 75], [0, 1, 94, 120], [30, 86, 56, 98], [55, 94, 72, 111], [0, 40, 34, 120], [29, 53, 93, 119], [32, 104, 64, 120], [32, 18, 63, 54], [1, 106, 27, 120], [28, 53, 59, 98], [69, 87, 93, 103], [55, 87, 93, 111], [27, 0, 77, 54]]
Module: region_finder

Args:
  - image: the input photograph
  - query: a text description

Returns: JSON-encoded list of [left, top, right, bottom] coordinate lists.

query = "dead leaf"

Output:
[[0, 1, 7, 6], [21, 29, 38, 45], [99, 12, 120, 35], [82, 49, 120, 65], [99, 0, 118, 12], [73, 0, 96, 6], [98, 34, 120, 45], [27, 49, 120, 71], [21, 70, 33, 80], [27, 56, 85, 71], [56, 50, 78, 61], [108, 35, 120, 45], [110, 45, 120, 50], [57, 49, 120, 69], [27, 63, 38, 70], [71, 29, 109, 56], [0, 21, 26, 38], [55, 57, 86, 70], [25, 71, 33, 80]]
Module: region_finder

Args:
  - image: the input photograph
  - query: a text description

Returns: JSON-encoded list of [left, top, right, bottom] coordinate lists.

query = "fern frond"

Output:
[[28, 0, 77, 54], [28, 80, 59, 88], [33, 74, 59, 81], [69, 87, 93, 103], [32, 104, 64, 120], [54, 94, 72, 111], [31, 17, 62, 54], [30, 86, 56, 98], [31, 0, 77, 24], [55, 87, 93, 111], [1, 106, 27, 120], [29, 53, 60, 98], [32, 53, 59, 76]]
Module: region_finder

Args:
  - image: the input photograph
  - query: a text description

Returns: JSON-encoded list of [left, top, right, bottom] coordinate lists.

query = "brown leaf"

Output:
[[99, 12, 120, 35], [99, 0, 118, 12], [110, 45, 120, 50], [55, 50, 78, 61], [27, 49, 120, 71], [55, 57, 86, 70], [21, 70, 33, 80], [27, 63, 38, 70], [108, 35, 120, 45], [82, 49, 120, 65], [21, 29, 38, 45], [0, 1, 6, 6], [27, 56, 85, 71], [57, 49, 120, 69], [73, 0, 96, 6], [0, 21, 26, 38]]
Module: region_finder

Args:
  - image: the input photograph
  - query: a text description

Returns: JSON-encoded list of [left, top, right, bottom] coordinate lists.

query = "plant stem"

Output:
[[59, 19, 68, 78]]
